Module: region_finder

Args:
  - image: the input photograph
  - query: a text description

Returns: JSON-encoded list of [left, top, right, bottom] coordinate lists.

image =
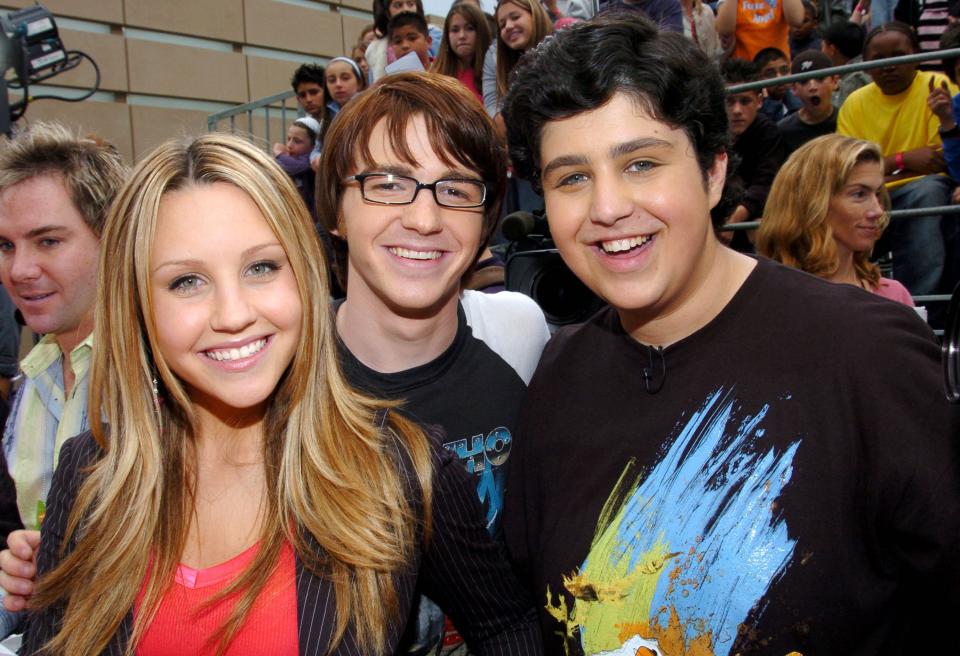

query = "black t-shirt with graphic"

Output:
[[504, 257, 960, 655]]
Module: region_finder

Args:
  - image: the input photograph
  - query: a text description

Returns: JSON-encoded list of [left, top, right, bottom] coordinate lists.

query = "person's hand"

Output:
[[0, 530, 40, 611], [903, 146, 946, 175], [272, 142, 286, 157], [927, 78, 956, 129], [951, 185, 960, 204]]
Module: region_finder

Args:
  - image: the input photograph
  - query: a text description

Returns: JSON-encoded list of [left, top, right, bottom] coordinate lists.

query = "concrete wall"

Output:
[[1, 0, 376, 163]]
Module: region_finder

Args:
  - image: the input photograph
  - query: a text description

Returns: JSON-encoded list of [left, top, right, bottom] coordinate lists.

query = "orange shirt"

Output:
[[732, 0, 790, 62], [136, 542, 298, 656]]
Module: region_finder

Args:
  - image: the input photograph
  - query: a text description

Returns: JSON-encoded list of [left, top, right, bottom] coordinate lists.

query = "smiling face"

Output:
[[538, 93, 726, 325], [865, 30, 917, 95], [0, 174, 100, 353], [326, 61, 361, 108], [338, 115, 484, 319], [827, 160, 885, 259], [150, 182, 302, 415], [497, 2, 534, 51], [449, 10, 478, 63]]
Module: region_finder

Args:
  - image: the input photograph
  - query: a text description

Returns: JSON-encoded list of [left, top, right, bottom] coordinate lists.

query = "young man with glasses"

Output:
[[0, 76, 548, 654], [318, 72, 549, 654]]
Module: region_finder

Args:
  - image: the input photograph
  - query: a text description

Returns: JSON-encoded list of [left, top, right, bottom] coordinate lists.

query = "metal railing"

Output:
[[726, 47, 960, 94], [206, 89, 299, 147]]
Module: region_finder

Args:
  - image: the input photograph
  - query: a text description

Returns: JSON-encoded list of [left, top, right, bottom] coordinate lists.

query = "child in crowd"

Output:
[[822, 20, 870, 107], [351, 43, 369, 79], [431, 0, 492, 103], [359, 22, 377, 48], [273, 116, 319, 220], [483, 0, 553, 121], [789, 0, 823, 55], [777, 49, 840, 154], [366, 0, 442, 82], [721, 58, 787, 247], [680, 0, 724, 59], [928, 21, 960, 200], [316, 56, 365, 162], [755, 47, 803, 121], [716, 0, 805, 61], [759, 134, 915, 306], [838, 20, 957, 296], [388, 11, 433, 69]]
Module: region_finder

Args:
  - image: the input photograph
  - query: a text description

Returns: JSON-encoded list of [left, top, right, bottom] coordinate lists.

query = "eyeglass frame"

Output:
[[342, 172, 488, 208]]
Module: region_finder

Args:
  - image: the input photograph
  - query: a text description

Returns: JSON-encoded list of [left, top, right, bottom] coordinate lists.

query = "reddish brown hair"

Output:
[[316, 71, 507, 285]]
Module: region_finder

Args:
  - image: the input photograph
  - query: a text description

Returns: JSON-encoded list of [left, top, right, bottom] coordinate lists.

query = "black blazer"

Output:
[[22, 423, 542, 655]]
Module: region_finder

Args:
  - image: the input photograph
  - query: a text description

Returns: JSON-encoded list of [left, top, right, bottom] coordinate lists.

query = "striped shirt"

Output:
[[2, 333, 92, 529]]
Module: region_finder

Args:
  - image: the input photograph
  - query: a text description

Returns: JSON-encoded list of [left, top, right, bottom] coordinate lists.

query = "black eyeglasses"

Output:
[[343, 173, 487, 208]]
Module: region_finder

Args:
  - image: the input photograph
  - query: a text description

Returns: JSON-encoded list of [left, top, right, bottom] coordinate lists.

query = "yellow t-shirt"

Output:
[[837, 70, 958, 189]]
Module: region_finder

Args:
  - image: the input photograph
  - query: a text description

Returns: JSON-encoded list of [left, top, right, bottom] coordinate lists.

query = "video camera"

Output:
[[501, 210, 605, 327], [1, 5, 99, 136]]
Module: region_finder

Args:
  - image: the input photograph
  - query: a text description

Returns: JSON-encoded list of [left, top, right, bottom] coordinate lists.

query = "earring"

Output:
[[151, 375, 162, 418]]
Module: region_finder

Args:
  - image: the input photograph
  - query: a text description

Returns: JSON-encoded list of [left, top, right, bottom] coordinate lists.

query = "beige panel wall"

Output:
[[130, 105, 211, 161], [342, 15, 372, 54], [53, 30, 128, 92], [20, 100, 134, 162], [340, 0, 373, 10], [0, 0, 123, 23], [244, 0, 343, 57], [124, 0, 245, 43], [247, 56, 304, 101], [127, 39, 249, 103]]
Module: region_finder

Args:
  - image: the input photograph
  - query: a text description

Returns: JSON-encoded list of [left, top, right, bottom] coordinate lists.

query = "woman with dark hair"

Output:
[[757, 134, 914, 306], [431, 1, 492, 103], [317, 56, 366, 156]]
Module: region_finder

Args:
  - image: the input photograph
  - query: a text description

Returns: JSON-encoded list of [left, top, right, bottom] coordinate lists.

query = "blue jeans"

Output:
[[869, 0, 896, 26], [886, 175, 955, 295]]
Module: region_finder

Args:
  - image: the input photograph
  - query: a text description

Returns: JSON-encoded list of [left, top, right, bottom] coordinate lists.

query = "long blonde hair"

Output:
[[495, 0, 553, 100], [31, 133, 433, 655], [757, 134, 888, 289]]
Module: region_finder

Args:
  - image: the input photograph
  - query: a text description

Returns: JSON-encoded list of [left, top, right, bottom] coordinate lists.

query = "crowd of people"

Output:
[[0, 2, 955, 656]]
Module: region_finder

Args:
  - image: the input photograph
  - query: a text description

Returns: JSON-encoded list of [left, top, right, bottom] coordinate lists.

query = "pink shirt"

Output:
[[136, 542, 298, 655], [873, 277, 915, 307], [456, 67, 482, 104]]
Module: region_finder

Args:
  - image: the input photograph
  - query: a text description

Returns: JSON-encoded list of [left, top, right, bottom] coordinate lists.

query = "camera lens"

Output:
[[943, 282, 960, 403]]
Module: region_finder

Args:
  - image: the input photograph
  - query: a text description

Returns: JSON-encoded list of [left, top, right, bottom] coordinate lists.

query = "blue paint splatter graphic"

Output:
[[552, 388, 800, 655]]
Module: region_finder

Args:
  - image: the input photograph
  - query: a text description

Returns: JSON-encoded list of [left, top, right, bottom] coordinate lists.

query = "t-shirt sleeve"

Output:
[[418, 446, 542, 655], [482, 44, 499, 119], [850, 304, 960, 618]]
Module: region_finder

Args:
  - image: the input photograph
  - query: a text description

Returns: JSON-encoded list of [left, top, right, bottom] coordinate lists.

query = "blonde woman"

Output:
[[13, 133, 540, 655], [757, 134, 914, 306]]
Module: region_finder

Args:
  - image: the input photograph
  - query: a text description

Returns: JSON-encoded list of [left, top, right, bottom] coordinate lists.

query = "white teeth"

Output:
[[205, 338, 267, 362], [389, 247, 442, 260], [600, 235, 651, 254]]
